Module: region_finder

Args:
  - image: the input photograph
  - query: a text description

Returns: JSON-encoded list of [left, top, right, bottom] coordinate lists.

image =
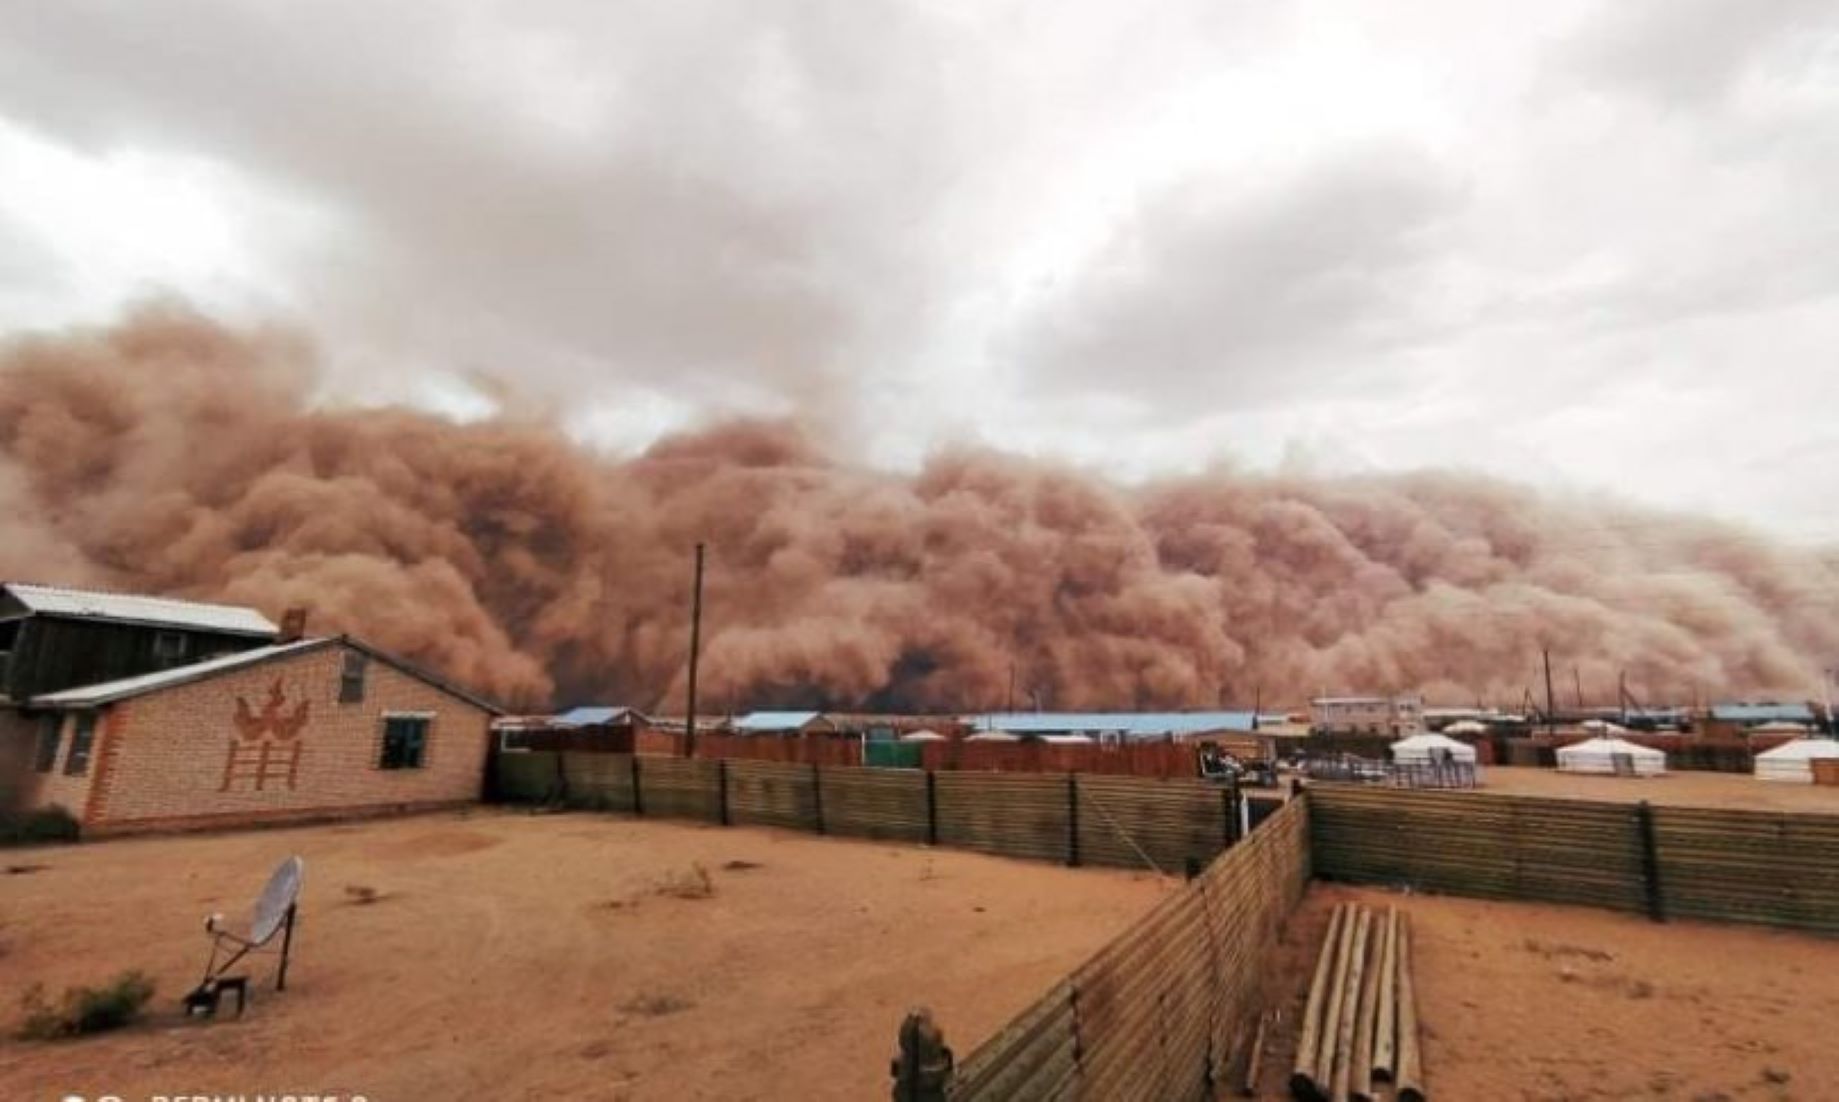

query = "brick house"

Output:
[[3, 635, 498, 836]]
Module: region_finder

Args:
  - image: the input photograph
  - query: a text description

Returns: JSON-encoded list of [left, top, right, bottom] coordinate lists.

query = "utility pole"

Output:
[[1006, 662, 1015, 714], [685, 542, 705, 759], [1542, 649, 1557, 736], [1573, 667, 1584, 710], [1619, 670, 1629, 724]]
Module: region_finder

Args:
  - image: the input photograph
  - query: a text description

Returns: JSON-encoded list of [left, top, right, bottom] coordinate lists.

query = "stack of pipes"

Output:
[[1288, 903, 1424, 1102]]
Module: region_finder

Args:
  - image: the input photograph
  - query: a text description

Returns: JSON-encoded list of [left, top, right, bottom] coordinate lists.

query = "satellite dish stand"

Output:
[[183, 855, 304, 1018]]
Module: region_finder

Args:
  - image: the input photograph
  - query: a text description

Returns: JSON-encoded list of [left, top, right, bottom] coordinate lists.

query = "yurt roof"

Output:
[[1755, 737, 1839, 761], [965, 730, 1021, 742], [899, 729, 949, 742], [1442, 720, 1489, 734], [1557, 736, 1664, 758], [1391, 733, 1471, 751]]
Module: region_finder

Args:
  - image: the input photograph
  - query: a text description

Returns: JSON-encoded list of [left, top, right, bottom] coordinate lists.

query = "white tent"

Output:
[[1754, 737, 1839, 783], [898, 729, 949, 742], [1579, 719, 1630, 735], [1556, 736, 1666, 776], [965, 730, 1022, 743], [1039, 733, 1096, 746], [1442, 720, 1489, 735], [1390, 733, 1479, 766]]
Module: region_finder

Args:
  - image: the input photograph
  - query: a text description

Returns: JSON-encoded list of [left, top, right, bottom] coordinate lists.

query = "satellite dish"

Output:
[[250, 856, 305, 946]]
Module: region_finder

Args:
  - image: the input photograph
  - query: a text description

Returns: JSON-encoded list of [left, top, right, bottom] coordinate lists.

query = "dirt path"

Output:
[[0, 809, 1170, 1101], [1253, 884, 1839, 1101]]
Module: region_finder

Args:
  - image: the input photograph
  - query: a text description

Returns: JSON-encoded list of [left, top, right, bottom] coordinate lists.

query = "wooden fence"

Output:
[[492, 751, 1249, 873], [943, 798, 1311, 1101], [605, 732, 1208, 777], [1310, 784, 1839, 935]]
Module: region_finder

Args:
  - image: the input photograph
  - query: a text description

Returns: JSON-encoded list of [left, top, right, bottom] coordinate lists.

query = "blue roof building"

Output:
[[732, 710, 836, 735], [959, 711, 1258, 740]]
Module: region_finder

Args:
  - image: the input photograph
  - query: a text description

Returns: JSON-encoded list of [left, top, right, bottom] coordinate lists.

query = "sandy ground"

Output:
[[0, 809, 1170, 1102], [1475, 765, 1839, 813], [1254, 884, 1839, 1101]]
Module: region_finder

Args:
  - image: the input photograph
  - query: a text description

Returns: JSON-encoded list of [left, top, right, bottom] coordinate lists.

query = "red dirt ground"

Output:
[[1254, 884, 1839, 1101], [0, 809, 1171, 1101]]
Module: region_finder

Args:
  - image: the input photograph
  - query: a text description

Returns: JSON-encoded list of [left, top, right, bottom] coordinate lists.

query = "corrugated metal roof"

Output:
[[32, 639, 328, 706], [1710, 702, 1817, 723], [554, 706, 645, 727], [31, 634, 502, 714], [733, 711, 825, 732], [5, 582, 278, 637], [960, 711, 1258, 738]]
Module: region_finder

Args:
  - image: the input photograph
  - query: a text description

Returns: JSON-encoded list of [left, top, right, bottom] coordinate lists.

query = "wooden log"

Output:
[[1350, 908, 1383, 1102], [1397, 914, 1425, 1102], [1240, 1010, 1271, 1097], [1330, 908, 1372, 1102], [1289, 903, 1346, 1099], [1372, 907, 1399, 1083], [1315, 904, 1360, 1094]]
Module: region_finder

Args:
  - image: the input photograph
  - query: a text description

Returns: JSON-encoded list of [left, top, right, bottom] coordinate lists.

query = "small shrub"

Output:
[[344, 884, 381, 905], [620, 990, 693, 1017], [654, 863, 714, 900], [0, 805, 80, 847], [17, 971, 156, 1040]]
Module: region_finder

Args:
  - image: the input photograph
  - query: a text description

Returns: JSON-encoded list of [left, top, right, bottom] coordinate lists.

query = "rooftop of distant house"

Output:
[[1, 581, 279, 637]]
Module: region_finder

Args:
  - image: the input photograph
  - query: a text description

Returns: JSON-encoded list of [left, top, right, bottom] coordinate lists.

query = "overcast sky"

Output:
[[1, 1, 1836, 539]]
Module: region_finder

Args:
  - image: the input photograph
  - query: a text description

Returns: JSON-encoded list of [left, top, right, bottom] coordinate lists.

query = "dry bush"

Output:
[[17, 971, 155, 1040], [344, 884, 382, 905], [654, 863, 714, 900]]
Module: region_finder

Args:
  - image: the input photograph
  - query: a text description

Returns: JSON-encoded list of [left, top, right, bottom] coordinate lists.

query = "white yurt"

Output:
[[1390, 732, 1479, 766], [1556, 736, 1666, 776], [1442, 720, 1489, 736], [965, 730, 1022, 743], [898, 729, 950, 743], [1579, 719, 1630, 736], [1754, 737, 1839, 783], [1038, 733, 1096, 746]]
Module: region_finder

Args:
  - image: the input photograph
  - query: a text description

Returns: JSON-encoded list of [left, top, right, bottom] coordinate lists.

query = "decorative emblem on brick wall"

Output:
[[222, 678, 311, 791]]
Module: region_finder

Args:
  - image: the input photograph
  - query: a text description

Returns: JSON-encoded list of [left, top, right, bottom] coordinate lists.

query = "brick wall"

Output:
[[79, 643, 492, 834]]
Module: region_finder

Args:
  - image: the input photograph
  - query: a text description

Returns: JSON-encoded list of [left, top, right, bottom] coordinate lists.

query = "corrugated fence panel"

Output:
[[1310, 785, 1649, 914], [1654, 806, 1839, 934], [724, 760, 817, 831], [1076, 775, 1229, 873], [820, 767, 931, 843], [562, 752, 638, 812], [495, 751, 559, 800], [947, 798, 1311, 1102], [947, 983, 1080, 1102], [637, 757, 721, 822], [935, 772, 1070, 865]]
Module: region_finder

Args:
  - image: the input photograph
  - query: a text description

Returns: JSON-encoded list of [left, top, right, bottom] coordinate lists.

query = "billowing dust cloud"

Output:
[[4, 309, 1837, 712]]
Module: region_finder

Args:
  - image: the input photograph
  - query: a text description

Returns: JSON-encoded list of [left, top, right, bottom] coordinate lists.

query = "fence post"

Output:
[[717, 758, 730, 826], [631, 754, 644, 816], [812, 762, 827, 835], [925, 770, 939, 846], [890, 1007, 953, 1102], [1636, 800, 1665, 922], [1222, 783, 1238, 848], [1067, 772, 1081, 867]]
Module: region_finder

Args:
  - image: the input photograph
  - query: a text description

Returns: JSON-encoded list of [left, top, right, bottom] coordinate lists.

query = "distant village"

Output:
[[4, 580, 1834, 836]]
